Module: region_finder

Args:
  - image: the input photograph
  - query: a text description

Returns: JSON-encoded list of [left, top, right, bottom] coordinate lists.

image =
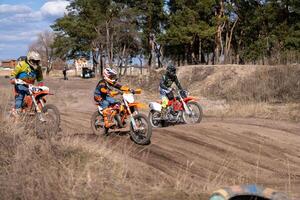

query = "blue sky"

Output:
[[0, 0, 69, 60]]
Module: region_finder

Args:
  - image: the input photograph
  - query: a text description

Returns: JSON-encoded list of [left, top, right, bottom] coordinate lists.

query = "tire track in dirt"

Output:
[[125, 122, 300, 198], [6, 77, 298, 198], [61, 104, 300, 198]]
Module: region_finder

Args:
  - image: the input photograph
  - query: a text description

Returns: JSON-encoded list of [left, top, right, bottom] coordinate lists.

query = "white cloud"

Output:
[[0, 30, 40, 42], [0, 1, 69, 25], [0, 1, 69, 59], [41, 1, 69, 17], [14, 11, 43, 22], [0, 11, 42, 25], [0, 4, 32, 14]]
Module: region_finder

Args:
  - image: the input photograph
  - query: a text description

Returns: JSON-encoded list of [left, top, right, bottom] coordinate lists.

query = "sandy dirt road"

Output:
[[1, 76, 300, 198]]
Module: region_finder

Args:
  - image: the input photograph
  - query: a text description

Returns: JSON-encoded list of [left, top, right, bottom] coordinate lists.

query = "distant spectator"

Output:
[[63, 67, 68, 80]]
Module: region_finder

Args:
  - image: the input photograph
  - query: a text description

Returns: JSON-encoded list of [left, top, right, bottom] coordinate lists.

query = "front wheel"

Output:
[[35, 104, 60, 139], [91, 111, 108, 136], [42, 104, 60, 125], [130, 114, 152, 145], [182, 101, 203, 124], [42, 104, 60, 133], [148, 110, 162, 128]]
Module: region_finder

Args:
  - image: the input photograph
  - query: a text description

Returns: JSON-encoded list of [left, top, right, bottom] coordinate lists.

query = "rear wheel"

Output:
[[130, 114, 152, 145], [91, 111, 108, 136], [182, 101, 203, 124]]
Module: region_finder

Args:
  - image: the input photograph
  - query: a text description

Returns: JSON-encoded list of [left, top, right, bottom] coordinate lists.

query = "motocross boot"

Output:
[[103, 108, 114, 128], [10, 108, 22, 123]]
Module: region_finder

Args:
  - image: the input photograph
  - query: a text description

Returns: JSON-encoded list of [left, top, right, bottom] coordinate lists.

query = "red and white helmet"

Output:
[[103, 68, 118, 84]]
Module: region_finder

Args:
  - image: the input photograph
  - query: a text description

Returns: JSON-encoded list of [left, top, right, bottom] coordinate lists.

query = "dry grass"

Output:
[[0, 91, 210, 200], [0, 121, 204, 200], [204, 101, 300, 122], [126, 64, 300, 101], [200, 65, 300, 103]]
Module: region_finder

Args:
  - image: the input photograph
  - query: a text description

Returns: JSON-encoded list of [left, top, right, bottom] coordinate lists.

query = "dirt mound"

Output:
[[205, 65, 300, 102], [177, 64, 300, 103], [123, 69, 165, 92]]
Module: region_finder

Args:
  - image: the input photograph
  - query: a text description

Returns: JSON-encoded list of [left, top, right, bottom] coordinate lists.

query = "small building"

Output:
[[0, 59, 17, 68], [74, 57, 93, 77]]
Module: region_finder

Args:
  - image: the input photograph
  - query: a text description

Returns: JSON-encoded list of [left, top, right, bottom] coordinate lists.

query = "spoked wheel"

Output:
[[43, 104, 60, 125], [130, 114, 152, 145], [182, 101, 203, 124], [91, 111, 108, 136], [148, 110, 162, 128], [35, 104, 60, 139]]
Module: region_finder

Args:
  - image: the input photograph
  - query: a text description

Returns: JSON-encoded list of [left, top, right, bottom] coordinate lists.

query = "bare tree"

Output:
[[29, 30, 58, 75]]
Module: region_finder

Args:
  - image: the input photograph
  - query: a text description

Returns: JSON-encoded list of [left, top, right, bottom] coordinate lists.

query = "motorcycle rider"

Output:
[[10, 51, 44, 115], [94, 68, 135, 128], [159, 64, 183, 119]]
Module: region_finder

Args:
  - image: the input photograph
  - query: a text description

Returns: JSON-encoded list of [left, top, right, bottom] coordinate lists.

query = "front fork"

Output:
[[31, 94, 46, 122], [124, 100, 137, 131], [180, 97, 192, 115]]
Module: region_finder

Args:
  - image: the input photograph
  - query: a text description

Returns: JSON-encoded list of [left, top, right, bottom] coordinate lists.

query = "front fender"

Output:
[[184, 96, 199, 102], [149, 102, 162, 112], [129, 102, 146, 109]]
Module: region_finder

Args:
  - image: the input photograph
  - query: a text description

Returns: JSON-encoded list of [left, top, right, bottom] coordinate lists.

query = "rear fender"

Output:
[[149, 102, 162, 112]]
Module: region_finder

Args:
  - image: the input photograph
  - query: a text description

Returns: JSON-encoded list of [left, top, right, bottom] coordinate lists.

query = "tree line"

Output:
[[47, 0, 299, 73]]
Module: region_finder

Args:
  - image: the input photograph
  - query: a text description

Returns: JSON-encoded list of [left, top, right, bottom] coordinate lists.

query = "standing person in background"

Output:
[[148, 33, 162, 69], [63, 67, 68, 80]]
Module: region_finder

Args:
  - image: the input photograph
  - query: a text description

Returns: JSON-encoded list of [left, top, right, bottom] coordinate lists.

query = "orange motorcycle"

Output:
[[10, 79, 60, 137], [91, 89, 152, 145]]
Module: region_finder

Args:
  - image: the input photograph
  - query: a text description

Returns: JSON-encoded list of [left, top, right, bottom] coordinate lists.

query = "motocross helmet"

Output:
[[166, 64, 176, 78], [27, 51, 41, 68], [103, 68, 118, 84]]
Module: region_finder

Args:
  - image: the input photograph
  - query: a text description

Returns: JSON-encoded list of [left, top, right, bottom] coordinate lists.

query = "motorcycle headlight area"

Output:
[[180, 90, 188, 98], [38, 86, 50, 91], [123, 93, 135, 103]]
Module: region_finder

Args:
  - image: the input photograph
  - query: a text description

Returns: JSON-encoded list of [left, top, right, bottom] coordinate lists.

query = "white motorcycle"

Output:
[[148, 90, 203, 127]]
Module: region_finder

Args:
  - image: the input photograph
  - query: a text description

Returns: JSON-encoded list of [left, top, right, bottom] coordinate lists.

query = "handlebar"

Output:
[[111, 89, 142, 96]]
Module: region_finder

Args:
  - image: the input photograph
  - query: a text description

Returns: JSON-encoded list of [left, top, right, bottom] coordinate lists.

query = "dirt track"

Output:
[[1, 76, 300, 198]]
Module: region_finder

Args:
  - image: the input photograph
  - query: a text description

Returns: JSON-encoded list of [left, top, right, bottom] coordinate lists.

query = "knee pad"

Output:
[[162, 97, 169, 108]]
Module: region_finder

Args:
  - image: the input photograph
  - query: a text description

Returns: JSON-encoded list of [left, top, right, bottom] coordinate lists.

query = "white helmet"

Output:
[[27, 51, 41, 68], [103, 68, 118, 84]]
